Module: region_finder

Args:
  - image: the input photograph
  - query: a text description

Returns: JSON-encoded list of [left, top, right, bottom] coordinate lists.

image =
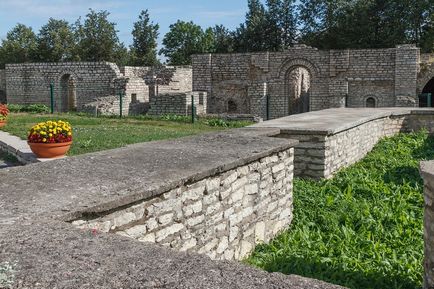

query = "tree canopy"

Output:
[[0, 1, 432, 68]]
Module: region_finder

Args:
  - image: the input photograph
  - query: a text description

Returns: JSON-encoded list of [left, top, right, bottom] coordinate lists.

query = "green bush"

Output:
[[8, 104, 49, 113], [247, 131, 431, 289]]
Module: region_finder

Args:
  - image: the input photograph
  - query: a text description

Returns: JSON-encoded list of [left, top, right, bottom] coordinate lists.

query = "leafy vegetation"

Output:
[[7, 104, 49, 113], [2, 113, 250, 156], [247, 131, 432, 289]]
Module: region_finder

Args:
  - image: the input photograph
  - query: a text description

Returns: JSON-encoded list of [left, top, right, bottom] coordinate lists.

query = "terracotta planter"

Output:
[[0, 120, 6, 128], [28, 141, 72, 158]]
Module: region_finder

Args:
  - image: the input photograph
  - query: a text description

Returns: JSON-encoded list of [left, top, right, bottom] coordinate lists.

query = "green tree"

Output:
[[159, 20, 214, 65], [0, 24, 37, 67], [130, 10, 159, 66], [75, 9, 122, 62], [212, 25, 234, 53], [36, 18, 77, 62]]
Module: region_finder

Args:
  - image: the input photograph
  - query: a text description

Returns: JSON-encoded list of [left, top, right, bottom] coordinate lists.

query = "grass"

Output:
[[246, 131, 432, 289], [2, 113, 251, 156]]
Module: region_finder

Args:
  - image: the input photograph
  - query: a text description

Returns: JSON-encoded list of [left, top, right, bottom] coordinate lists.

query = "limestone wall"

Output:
[[5, 62, 121, 110], [192, 45, 421, 119], [0, 69, 5, 103], [420, 161, 434, 289], [253, 108, 434, 179], [73, 147, 294, 261], [148, 92, 207, 116]]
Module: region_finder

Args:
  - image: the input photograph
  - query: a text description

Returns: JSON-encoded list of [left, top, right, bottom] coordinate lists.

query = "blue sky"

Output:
[[0, 0, 252, 48]]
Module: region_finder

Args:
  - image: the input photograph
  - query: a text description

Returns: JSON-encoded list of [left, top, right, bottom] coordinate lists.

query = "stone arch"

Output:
[[278, 58, 320, 79], [58, 73, 78, 112], [366, 96, 377, 107], [417, 62, 434, 95]]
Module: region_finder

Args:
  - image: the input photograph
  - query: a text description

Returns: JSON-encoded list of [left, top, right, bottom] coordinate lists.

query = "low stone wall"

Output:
[[252, 108, 434, 179], [72, 148, 293, 260], [420, 161, 434, 289], [148, 91, 207, 116]]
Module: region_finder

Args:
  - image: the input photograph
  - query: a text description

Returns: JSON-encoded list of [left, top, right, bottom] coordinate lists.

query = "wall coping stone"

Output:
[[250, 108, 434, 135]]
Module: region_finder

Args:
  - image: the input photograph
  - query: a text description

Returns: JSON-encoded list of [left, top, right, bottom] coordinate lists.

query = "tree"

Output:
[[36, 18, 77, 62], [0, 24, 37, 67], [75, 9, 122, 62], [212, 25, 235, 53], [160, 20, 214, 65], [130, 10, 159, 66]]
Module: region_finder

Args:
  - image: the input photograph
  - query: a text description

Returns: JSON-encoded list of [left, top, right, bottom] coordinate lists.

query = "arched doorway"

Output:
[[227, 99, 237, 113], [419, 77, 434, 107], [60, 74, 77, 112], [286, 66, 311, 115], [366, 97, 376, 108]]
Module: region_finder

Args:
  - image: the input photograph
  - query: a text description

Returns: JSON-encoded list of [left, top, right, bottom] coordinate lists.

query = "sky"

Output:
[[0, 0, 252, 49]]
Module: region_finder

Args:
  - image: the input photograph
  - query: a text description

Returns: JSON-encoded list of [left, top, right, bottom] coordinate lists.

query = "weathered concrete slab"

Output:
[[0, 220, 344, 289], [0, 130, 297, 224], [250, 107, 434, 135]]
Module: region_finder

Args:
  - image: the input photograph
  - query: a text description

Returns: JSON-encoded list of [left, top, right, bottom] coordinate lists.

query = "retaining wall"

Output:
[[252, 108, 434, 179], [73, 147, 294, 260]]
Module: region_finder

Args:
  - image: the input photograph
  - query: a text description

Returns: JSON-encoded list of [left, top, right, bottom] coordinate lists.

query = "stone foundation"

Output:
[[72, 148, 294, 261]]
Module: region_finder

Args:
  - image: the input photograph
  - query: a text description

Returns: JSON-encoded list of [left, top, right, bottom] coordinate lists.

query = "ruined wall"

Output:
[[0, 69, 6, 103], [73, 147, 294, 261], [148, 92, 207, 116], [5, 62, 121, 110], [192, 45, 421, 119]]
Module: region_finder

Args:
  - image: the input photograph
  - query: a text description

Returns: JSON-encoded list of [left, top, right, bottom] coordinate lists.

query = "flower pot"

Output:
[[0, 120, 6, 128], [28, 141, 72, 158]]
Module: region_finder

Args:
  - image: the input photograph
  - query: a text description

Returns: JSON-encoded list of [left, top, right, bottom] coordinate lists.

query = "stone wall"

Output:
[[5, 62, 121, 110], [0, 69, 5, 103], [148, 92, 207, 116], [420, 161, 434, 289], [252, 108, 434, 179], [192, 45, 422, 119], [72, 146, 294, 261], [3, 63, 193, 115]]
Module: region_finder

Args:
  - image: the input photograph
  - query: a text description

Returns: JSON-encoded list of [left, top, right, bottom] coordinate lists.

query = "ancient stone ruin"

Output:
[[193, 44, 434, 119], [1, 44, 433, 119]]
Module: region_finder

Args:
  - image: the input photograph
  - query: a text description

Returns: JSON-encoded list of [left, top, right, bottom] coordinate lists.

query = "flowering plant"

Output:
[[28, 120, 72, 143], [0, 104, 9, 121]]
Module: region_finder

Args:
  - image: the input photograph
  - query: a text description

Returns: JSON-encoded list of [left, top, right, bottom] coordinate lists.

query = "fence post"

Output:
[[119, 91, 123, 118], [50, 82, 54, 114], [266, 94, 270, 120], [191, 94, 195, 124]]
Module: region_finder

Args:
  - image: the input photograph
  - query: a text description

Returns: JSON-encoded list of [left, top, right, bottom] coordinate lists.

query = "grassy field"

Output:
[[247, 131, 431, 289], [2, 113, 251, 156]]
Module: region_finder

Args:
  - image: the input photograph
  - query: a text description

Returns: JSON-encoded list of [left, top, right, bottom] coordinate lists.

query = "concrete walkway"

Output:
[[0, 130, 61, 164]]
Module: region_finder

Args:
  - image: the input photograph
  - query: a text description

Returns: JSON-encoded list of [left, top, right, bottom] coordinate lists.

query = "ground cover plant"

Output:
[[3, 113, 251, 156], [247, 131, 432, 289]]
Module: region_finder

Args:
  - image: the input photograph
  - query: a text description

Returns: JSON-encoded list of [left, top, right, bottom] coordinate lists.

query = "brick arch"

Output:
[[278, 58, 320, 79]]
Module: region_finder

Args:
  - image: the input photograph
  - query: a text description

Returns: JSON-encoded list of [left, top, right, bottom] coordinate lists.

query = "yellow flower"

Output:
[[42, 138, 47, 142]]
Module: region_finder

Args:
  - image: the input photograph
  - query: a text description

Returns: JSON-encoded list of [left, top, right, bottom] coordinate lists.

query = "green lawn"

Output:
[[2, 113, 250, 156], [247, 131, 430, 289]]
